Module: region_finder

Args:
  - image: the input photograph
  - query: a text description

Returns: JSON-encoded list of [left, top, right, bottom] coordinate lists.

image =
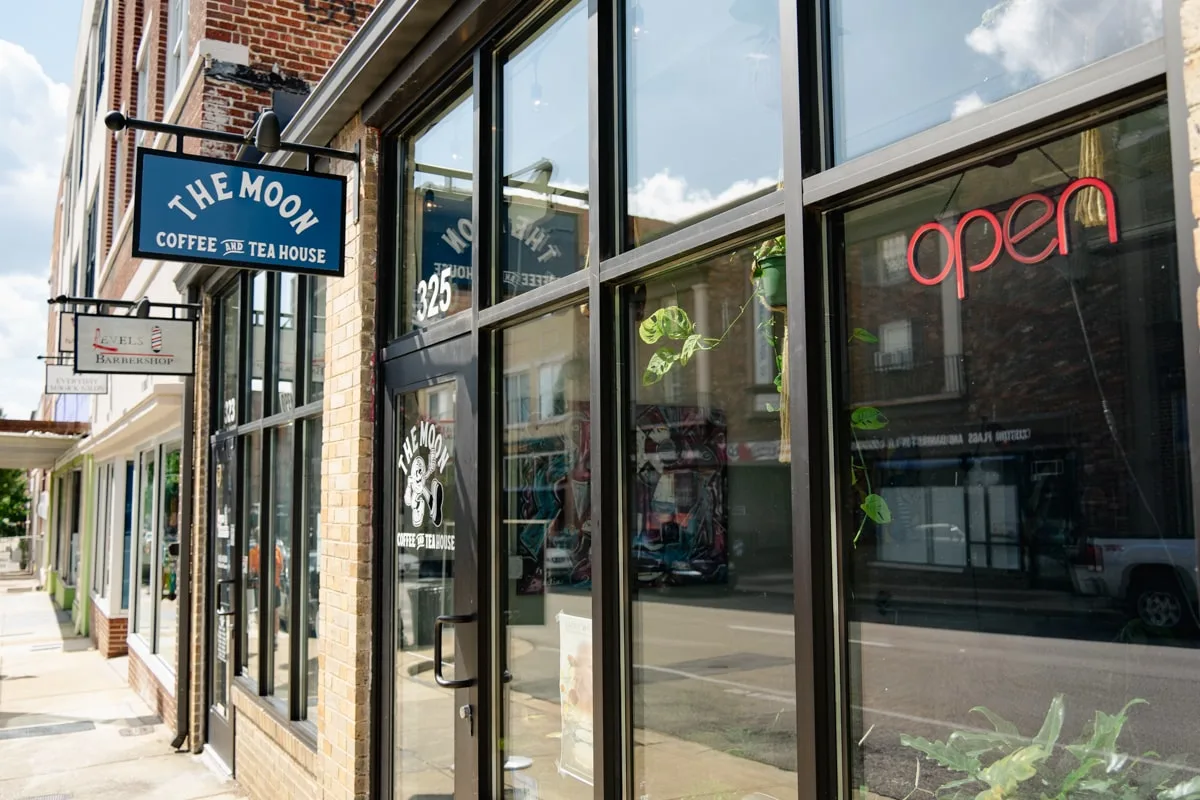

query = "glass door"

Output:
[[382, 336, 480, 799], [207, 435, 238, 765]]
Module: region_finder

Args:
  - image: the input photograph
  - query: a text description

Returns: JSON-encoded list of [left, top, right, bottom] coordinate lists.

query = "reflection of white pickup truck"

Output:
[[1071, 538, 1199, 633]]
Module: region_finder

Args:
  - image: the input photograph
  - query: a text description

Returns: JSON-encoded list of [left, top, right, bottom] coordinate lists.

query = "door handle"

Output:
[[433, 613, 476, 688]]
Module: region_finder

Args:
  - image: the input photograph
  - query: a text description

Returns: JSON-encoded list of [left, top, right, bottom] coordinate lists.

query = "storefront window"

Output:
[[219, 285, 240, 430], [626, 243, 797, 797], [250, 272, 267, 420], [829, 0, 1163, 162], [839, 105, 1198, 798], [277, 275, 299, 413], [136, 451, 156, 641], [243, 430, 263, 682], [272, 424, 294, 701], [302, 417, 322, 714], [156, 447, 181, 670], [623, 0, 781, 247], [500, 0, 588, 299], [399, 91, 474, 335], [306, 278, 326, 404], [499, 306, 592, 796]]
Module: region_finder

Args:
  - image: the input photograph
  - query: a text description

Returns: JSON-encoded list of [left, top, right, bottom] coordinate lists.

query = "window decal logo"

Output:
[[906, 177, 1118, 300], [399, 419, 449, 528]]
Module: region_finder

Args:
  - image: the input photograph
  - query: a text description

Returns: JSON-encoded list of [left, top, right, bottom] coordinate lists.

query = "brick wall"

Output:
[[129, 646, 177, 725], [315, 113, 379, 800], [232, 685, 320, 800], [90, 602, 129, 658]]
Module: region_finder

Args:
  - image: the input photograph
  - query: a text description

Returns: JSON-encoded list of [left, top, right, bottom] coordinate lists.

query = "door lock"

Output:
[[458, 703, 474, 735]]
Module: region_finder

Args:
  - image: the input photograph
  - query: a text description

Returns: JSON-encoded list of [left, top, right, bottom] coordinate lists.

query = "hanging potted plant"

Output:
[[751, 235, 787, 309]]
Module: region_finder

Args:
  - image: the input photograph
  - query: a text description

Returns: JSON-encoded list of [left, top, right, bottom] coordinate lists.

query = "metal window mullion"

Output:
[[290, 419, 305, 720], [780, 0, 822, 796], [1162, 0, 1200, 610], [258, 426, 273, 694], [589, 0, 624, 794], [297, 277, 311, 407], [265, 274, 280, 419]]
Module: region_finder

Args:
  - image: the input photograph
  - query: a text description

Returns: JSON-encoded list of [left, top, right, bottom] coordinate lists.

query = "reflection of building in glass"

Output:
[[844, 109, 1190, 591]]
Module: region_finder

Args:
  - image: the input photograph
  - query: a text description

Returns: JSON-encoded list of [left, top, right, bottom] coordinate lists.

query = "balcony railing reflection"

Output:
[[856, 353, 967, 404]]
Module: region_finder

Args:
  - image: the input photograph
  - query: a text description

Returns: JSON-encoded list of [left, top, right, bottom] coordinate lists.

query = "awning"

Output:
[[0, 421, 88, 469]]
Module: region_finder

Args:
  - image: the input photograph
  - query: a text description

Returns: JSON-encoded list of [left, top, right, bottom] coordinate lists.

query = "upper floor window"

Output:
[[165, 0, 189, 105], [94, 0, 109, 109]]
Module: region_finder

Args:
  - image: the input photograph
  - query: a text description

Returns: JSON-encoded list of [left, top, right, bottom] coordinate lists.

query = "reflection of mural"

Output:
[[511, 407, 592, 596], [633, 405, 729, 586]]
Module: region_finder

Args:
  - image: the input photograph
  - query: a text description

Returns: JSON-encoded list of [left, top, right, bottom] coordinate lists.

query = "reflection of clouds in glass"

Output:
[[628, 170, 776, 225], [952, 92, 987, 119], [965, 0, 1162, 82]]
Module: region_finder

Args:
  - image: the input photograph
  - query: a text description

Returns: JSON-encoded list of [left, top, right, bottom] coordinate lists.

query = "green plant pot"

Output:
[[754, 255, 788, 307]]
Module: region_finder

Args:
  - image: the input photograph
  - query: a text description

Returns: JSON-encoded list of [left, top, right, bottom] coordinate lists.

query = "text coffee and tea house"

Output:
[[83, 2, 1200, 798]]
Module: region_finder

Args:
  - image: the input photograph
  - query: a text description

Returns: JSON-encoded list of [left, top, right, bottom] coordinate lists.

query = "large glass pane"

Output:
[[399, 92, 474, 335], [272, 425, 294, 700], [249, 272, 267, 420], [500, 306, 592, 797], [306, 278, 326, 404], [156, 446, 181, 670], [840, 105, 1199, 798], [212, 438, 237, 717], [219, 285, 240, 430], [276, 274, 299, 413], [500, 1, 589, 299], [243, 431, 263, 682], [624, 0, 781, 247], [302, 417, 322, 715], [135, 452, 156, 642], [627, 243, 797, 797], [830, 0, 1163, 162], [394, 381, 457, 798]]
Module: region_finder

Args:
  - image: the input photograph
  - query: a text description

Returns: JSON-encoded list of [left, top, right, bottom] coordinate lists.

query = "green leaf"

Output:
[[639, 306, 694, 345], [947, 730, 1023, 758], [851, 406, 889, 430], [900, 735, 981, 775], [642, 348, 679, 386], [1161, 777, 1200, 799], [976, 745, 1050, 796], [1033, 694, 1065, 751], [970, 706, 1020, 737], [679, 334, 719, 365], [861, 494, 892, 524], [850, 327, 879, 344]]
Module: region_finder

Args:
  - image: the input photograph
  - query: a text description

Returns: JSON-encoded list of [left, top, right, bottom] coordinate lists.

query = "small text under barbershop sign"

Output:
[[133, 149, 346, 276]]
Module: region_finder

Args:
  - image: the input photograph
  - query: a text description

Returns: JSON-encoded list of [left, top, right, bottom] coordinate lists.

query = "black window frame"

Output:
[[210, 271, 324, 733], [364, 1, 1199, 799]]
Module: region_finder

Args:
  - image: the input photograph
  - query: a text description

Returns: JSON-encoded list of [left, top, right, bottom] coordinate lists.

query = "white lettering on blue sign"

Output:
[[166, 170, 321, 234]]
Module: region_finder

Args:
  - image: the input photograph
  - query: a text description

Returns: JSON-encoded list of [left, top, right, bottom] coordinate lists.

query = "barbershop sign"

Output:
[[133, 149, 346, 276], [73, 313, 196, 375], [907, 178, 1118, 300]]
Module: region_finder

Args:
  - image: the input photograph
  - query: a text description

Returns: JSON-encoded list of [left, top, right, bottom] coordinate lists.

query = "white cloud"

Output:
[[964, 0, 1162, 83], [0, 274, 50, 419], [628, 170, 777, 226], [952, 92, 987, 119], [0, 40, 67, 419]]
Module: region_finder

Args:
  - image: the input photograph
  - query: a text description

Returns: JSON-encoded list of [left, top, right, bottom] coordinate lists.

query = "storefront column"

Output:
[[316, 115, 379, 800], [188, 293, 215, 753]]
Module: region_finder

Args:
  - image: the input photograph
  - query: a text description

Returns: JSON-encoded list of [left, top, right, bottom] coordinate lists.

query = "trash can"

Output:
[[408, 583, 446, 648]]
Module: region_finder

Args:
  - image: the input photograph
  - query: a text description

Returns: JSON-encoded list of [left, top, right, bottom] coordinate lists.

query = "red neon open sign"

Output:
[[906, 178, 1118, 300]]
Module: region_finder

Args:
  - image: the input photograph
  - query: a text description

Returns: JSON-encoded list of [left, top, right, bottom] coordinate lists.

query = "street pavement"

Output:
[[0, 570, 243, 800]]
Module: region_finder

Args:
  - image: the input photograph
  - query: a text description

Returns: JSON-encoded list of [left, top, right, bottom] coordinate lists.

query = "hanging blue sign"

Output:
[[132, 148, 347, 276]]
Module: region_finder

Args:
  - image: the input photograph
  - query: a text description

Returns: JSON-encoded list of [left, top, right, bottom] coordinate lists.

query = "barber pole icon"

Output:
[[150, 325, 163, 353]]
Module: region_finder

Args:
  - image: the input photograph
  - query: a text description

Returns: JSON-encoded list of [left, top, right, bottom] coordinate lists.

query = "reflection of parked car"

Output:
[[544, 535, 575, 583], [1071, 537, 1199, 633]]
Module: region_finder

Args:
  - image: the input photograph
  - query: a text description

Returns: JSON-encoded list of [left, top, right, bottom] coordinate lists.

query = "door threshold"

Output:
[[200, 743, 233, 777]]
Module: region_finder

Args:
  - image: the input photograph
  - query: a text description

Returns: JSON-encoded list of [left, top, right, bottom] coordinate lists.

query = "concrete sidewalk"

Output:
[[0, 572, 244, 800]]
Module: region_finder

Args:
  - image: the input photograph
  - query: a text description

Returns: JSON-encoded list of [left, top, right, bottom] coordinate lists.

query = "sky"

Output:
[[0, 0, 83, 420]]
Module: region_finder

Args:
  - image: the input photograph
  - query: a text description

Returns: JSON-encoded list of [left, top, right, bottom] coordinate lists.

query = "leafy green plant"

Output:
[[752, 234, 787, 269], [897, 695, 1199, 800]]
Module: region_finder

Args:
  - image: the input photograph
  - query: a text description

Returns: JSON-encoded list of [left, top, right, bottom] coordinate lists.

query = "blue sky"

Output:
[[0, 0, 82, 420]]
